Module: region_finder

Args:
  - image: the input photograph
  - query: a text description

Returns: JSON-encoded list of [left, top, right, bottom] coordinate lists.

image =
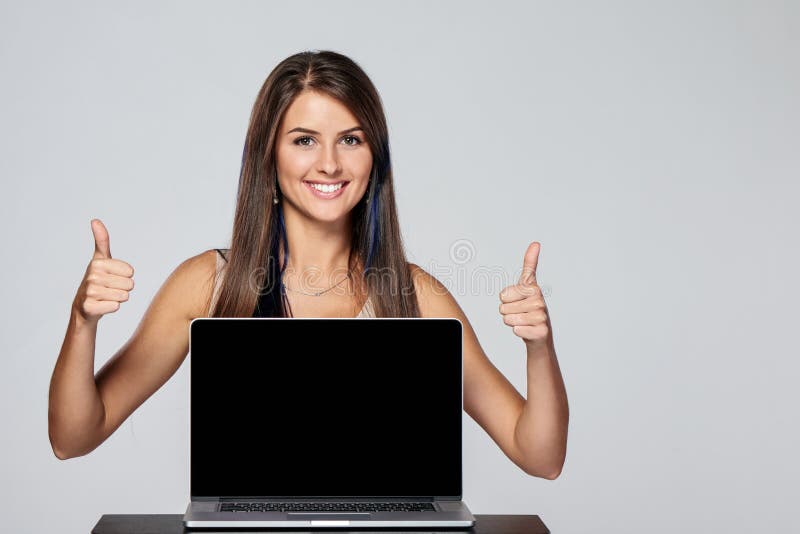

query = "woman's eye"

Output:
[[293, 135, 362, 147]]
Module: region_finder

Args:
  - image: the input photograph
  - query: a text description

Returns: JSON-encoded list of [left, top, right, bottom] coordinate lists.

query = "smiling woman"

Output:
[[274, 92, 371, 236], [49, 50, 567, 480], [211, 51, 419, 319]]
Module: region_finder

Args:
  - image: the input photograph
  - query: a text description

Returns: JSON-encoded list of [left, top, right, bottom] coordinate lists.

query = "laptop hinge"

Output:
[[216, 496, 439, 502]]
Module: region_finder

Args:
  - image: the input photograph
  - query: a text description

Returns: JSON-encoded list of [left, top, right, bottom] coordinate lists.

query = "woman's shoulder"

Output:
[[214, 248, 230, 262], [407, 263, 473, 335], [173, 249, 219, 279], [407, 262, 457, 318], [407, 262, 446, 292], [189, 249, 224, 273], [167, 249, 225, 319]]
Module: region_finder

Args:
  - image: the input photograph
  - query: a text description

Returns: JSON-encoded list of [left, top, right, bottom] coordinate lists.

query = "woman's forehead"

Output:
[[281, 90, 360, 133]]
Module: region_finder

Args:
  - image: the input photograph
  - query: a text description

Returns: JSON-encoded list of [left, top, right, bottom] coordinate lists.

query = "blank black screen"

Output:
[[190, 318, 462, 498]]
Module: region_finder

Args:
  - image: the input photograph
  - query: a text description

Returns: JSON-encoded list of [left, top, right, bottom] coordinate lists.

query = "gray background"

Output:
[[1, 1, 798, 532]]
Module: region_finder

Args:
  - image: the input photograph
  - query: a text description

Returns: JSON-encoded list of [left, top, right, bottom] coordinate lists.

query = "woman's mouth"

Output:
[[303, 180, 349, 199]]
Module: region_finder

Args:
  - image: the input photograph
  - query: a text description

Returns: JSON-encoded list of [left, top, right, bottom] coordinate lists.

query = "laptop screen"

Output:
[[190, 318, 463, 498]]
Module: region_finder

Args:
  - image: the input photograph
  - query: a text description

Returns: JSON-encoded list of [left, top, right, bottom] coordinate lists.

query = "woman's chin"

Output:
[[306, 204, 355, 224], [280, 195, 358, 224]]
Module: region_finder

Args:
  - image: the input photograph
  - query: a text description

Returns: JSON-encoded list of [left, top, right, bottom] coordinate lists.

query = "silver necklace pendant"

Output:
[[282, 270, 352, 297]]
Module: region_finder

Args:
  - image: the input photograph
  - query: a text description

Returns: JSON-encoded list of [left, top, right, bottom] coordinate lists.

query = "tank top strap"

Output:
[[208, 249, 230, 316]]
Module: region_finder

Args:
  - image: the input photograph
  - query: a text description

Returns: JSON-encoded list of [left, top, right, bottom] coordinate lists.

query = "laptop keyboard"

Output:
[[220, 502, 436, 512]]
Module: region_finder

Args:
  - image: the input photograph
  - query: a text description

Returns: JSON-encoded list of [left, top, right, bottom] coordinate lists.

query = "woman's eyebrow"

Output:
[[287, 126, 363, 135]]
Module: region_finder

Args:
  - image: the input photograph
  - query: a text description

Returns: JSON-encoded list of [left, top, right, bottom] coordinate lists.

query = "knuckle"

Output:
[[534, 323, 549, 336]]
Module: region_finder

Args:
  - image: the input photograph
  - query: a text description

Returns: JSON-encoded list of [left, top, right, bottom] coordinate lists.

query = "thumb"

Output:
[[91, 219, 112, 259], [518, 241, 540, 286]]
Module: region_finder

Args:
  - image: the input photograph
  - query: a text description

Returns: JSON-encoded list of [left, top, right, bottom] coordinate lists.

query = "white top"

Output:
[[208, 249, 375, 318]]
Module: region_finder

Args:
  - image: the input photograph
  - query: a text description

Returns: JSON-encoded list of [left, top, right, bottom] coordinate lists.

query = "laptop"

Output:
[[183, 317, 476, 529]]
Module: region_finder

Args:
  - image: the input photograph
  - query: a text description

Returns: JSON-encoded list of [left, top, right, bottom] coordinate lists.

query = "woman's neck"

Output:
[[280, 206, 355, 279]]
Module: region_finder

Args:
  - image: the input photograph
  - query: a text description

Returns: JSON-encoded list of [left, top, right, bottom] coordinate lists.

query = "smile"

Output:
[[303, 180, 349, 199]]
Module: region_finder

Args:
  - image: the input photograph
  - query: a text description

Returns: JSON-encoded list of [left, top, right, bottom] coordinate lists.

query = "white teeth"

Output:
[[310, 182, 344, 193]]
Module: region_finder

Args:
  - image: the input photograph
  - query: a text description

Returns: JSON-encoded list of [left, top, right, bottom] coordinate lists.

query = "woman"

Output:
[[48, 50, 569, 479]]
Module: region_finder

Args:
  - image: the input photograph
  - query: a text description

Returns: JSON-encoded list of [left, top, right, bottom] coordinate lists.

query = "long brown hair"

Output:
[[208, 50, 420, 318]]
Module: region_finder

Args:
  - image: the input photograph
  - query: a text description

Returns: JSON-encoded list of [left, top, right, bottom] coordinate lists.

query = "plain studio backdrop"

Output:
[[1, 1, 798, 533]]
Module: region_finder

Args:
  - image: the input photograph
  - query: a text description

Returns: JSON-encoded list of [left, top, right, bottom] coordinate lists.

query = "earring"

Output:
[[273, 187, 279, 205]]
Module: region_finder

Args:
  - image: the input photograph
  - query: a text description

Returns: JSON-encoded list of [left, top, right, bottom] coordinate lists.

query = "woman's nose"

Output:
[[317, 144, 341, 176]]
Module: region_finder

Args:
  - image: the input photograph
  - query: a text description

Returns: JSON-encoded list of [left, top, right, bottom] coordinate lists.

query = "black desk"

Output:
[[92, 515, 550, 534]]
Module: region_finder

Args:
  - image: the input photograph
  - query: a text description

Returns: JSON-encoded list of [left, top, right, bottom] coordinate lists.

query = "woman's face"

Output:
[[275, 90, 373, 224]]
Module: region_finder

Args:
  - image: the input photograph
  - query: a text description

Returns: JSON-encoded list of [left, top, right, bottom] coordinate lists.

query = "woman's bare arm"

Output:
[[48, 249, 217, 459], [409, 262, 568, 479]]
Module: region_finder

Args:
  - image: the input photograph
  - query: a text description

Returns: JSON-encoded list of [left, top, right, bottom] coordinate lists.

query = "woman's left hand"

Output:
[[499, 242, 552, 350]]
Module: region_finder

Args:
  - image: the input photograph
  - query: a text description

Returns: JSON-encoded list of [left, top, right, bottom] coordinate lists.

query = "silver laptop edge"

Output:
[[184, 318, 474, 529]]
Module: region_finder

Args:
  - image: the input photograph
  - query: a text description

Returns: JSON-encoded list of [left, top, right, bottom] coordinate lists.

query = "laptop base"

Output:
[[183, 501, 476, 529]]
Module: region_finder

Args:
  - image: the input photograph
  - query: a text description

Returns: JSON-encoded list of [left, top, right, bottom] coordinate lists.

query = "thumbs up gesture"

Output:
[[72, 219, 135, 324], [499, 242, 551, 350]]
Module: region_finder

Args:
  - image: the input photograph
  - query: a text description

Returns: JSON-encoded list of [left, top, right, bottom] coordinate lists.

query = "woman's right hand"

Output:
[[72, 219, 135, 324]]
